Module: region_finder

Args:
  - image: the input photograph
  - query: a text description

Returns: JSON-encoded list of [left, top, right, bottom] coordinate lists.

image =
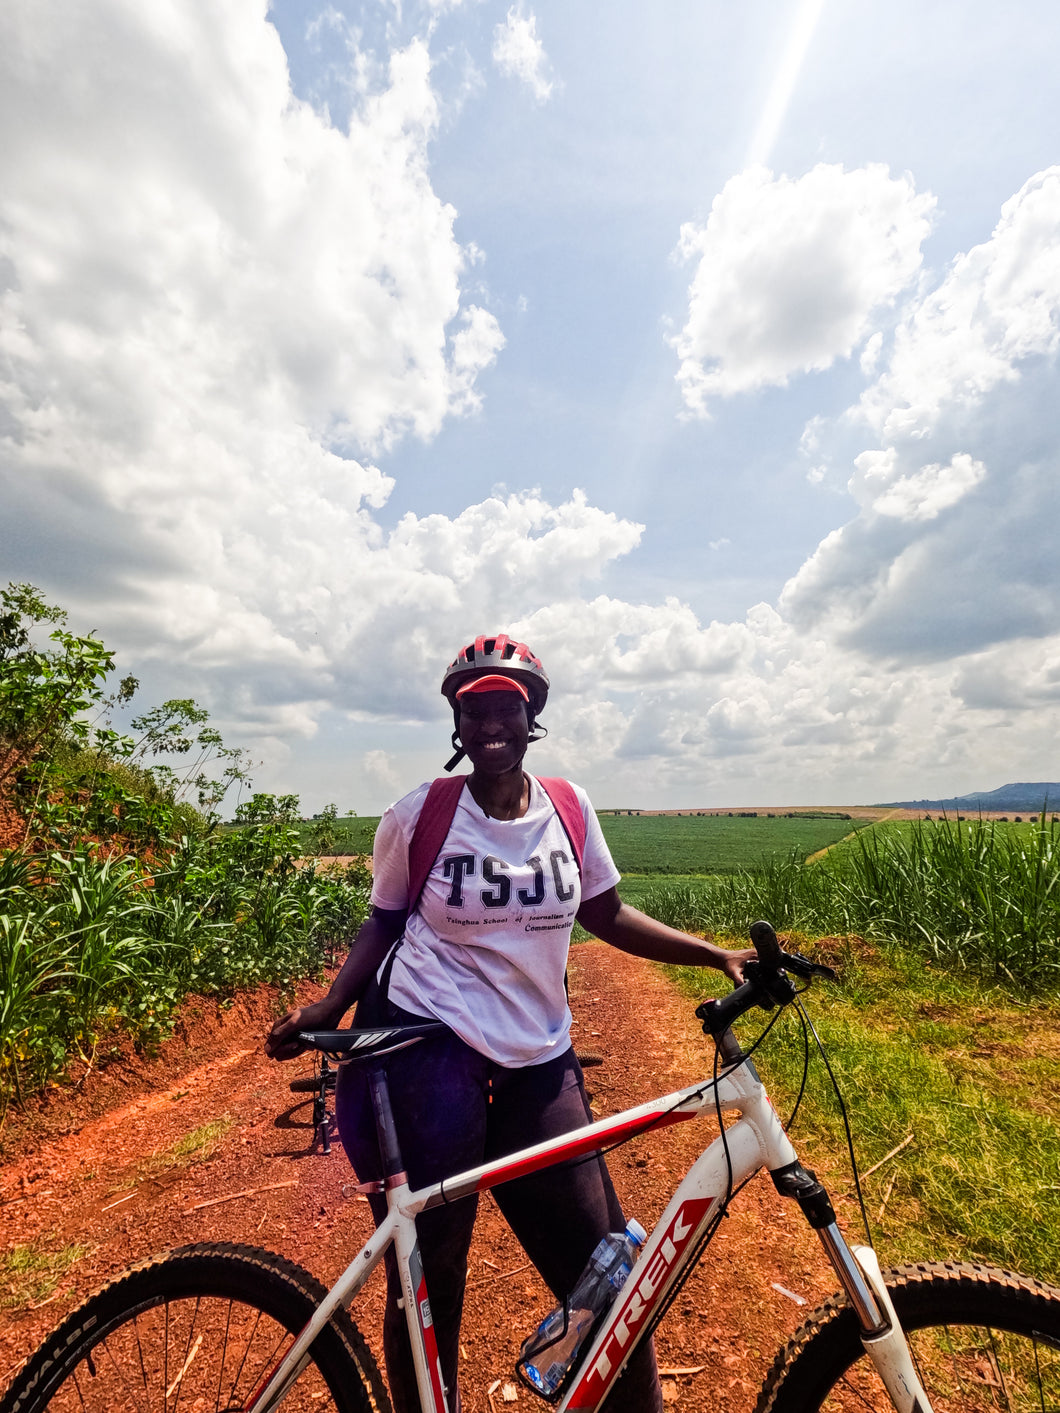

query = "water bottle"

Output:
[[519, 1219, 646, 1397]]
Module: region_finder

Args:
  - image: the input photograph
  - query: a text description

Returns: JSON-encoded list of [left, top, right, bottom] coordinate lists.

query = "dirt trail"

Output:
[[0, 947, 847, 1412]]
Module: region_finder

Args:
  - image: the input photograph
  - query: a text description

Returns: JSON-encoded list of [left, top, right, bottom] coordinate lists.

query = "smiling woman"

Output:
[[265, 632, 753, 1413]]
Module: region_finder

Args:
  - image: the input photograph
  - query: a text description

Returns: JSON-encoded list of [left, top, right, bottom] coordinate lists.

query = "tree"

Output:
[[0, 583, 118, 794], [0, 583, 252, 851]]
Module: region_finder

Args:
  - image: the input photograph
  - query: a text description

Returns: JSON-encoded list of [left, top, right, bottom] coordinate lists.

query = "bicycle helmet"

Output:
[[441, 634, 550, 714], [441, 634, 550, 771]]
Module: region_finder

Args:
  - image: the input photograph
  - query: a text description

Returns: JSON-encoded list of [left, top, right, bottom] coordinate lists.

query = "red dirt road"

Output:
[[0, 946, 847, 1411]]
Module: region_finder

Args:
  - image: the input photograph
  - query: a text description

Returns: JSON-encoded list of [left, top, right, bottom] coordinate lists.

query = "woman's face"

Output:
[[458, 690, 531, 776]]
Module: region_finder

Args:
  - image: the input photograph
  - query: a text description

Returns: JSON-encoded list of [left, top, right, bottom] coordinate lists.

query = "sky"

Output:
[[2, 0, 1059, 814]]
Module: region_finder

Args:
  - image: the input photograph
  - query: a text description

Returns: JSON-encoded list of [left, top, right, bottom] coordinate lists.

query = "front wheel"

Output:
[[0, 1243, 390, 1413], [755, 1261, 1060, 1413]]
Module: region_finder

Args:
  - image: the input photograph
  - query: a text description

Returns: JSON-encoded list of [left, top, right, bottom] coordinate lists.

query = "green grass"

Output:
[[156, 1116, 234, 1168], [597, 813, 868, 874], [0, 832, 372, 1118], [0, 1242, 91, 1310], [610, 874, 714, 910], [823, 816, 1055, 862], [663, 940, 1060, 1284], [627, 815, 1060, 989]]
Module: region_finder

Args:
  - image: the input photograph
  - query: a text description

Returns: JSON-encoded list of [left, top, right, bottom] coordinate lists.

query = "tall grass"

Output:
[[640, 813, 1060, 990], [0, 832, 371, 1113]]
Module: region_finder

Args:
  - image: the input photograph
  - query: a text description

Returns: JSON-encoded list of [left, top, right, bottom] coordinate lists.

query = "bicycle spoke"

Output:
[[98, 1327, 152, 1413], [2, 1245, 386, 1413], [216, 1296, 235, 1412], [168, 1296, 202, 1413], [820, 1323, 1058, 1413]]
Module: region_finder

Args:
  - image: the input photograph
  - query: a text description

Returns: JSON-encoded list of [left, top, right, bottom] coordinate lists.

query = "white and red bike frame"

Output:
[[252, 1020, 933, 1413]]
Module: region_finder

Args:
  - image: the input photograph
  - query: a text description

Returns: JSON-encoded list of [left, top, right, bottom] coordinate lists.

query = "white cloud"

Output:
[[3, 1, 1060, 813], [0, 0, 511, 718], [0, 6, 503, 460], [491, 6, 553, 102], [869, 452, 986, 522], [780, 167, 1060, 665], [859, 166, 1060, 442], [363, 750, 400, 794], [673, 163, 935, 413]]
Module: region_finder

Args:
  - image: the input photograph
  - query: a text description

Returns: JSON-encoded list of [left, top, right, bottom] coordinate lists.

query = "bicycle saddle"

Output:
[[298, 1023, 448, 1062]]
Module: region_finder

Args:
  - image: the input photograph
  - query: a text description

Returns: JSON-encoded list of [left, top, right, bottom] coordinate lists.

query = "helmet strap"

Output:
[[444, 730, 466, 773], [527, 720, 548, 744]]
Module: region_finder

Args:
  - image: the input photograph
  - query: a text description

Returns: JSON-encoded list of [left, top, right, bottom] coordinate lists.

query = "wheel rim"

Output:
[[51, 1293, 344, 1413]]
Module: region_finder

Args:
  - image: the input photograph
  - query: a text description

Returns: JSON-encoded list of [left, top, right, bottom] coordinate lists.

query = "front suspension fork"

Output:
[[773, 1161, 934, 1413]]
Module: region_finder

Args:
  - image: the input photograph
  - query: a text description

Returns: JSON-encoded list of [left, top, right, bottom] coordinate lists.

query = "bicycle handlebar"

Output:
[[696, 919, 835, 1042], [748, 918, 784, 967]]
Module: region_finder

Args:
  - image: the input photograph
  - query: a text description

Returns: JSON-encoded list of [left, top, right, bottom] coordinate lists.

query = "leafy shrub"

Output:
[[0, 586, 371, 1113]]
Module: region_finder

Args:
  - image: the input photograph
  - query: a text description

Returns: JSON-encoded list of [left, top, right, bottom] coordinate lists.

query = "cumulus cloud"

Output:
[[673, 164, 935, 413], [861, 451, 987, 522], [859, 166, 1060, 441], [781, 167, 1060, 665], [4, 0, 1059, 811], [491, 6, 553, 102], [0, 0, 508, 716], [511, 161, 1060, 807]]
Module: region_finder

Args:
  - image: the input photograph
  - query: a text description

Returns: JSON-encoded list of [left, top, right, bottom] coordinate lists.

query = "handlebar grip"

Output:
[[749, 919, 783, 966]]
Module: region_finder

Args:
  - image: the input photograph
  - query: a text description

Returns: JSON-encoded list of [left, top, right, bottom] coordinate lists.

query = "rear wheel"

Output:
[[0, 1243, 390, 1413], [290, 1072, 336, 1094], [755, 1261, 1060, 1413]]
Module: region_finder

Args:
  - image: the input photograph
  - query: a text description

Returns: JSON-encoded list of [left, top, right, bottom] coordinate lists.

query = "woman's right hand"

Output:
[[265, 996, 348, 1062]]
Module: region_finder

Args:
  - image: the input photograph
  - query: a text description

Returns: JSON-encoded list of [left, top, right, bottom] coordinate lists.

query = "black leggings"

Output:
[[335, 980, 662, 1413]]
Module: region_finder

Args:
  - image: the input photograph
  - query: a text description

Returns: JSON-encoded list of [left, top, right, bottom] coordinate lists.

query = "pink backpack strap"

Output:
[[407, 776, 467, 912], [534, 776, 585, 872], [405, 774, 585, 915]]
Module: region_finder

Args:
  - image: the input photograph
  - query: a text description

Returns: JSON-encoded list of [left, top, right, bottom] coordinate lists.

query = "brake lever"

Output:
[[780, 950, 837, 982]]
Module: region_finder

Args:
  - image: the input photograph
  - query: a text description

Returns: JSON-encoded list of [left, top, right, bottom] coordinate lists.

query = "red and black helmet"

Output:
[[441, 634, 550, 715]]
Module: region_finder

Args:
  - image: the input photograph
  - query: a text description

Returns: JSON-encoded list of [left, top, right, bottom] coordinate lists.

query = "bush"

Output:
[[0, 587, 372, 1113]]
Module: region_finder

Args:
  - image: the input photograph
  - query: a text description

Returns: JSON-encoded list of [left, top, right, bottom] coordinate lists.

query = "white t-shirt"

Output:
[[370, 775, 620, 1067]]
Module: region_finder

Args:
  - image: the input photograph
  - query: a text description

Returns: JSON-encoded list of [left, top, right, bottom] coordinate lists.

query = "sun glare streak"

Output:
[[747, 0, 827, 169]]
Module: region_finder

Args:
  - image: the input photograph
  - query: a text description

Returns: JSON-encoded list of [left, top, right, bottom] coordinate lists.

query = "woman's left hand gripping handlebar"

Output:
[[717, 947, 756, 988]]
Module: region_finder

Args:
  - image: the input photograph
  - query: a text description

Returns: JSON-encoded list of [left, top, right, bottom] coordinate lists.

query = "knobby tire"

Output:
[[755, 1260, 1060, 1413], [290, 1074, 335, 1094], [0, 1243, 391, 1413]]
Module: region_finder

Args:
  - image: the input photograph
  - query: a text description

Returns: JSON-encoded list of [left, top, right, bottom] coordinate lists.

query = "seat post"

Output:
[[368, 1065, 406, 1180]]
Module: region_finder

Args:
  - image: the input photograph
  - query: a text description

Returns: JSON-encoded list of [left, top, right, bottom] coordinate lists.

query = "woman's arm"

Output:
[[265, 905, 406, 1060], [576, 887, 753, 986]]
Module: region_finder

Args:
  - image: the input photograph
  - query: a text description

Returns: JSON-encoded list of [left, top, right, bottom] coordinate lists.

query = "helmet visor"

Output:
[[454, 674, 530, 702]]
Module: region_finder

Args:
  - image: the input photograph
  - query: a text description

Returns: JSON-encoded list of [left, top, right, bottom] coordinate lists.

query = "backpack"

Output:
[[406, 774, 586, 913]]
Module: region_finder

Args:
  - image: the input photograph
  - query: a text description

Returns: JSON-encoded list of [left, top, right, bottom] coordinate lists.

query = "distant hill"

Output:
[[882, 782, 1060, 812]]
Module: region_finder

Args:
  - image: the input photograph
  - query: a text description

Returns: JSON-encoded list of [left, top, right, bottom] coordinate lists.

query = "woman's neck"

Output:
[[466, 768, 530, 820]]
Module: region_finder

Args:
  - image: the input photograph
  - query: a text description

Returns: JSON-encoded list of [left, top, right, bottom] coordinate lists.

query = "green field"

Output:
[[596, 811, 865, 873], [300, 810, 867, 873], [823, 815, 1052, 860], [295, 815, 380, 855]]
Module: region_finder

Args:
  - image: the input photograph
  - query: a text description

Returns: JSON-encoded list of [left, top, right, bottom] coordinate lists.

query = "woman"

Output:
[[267, 635, 752, 1413]]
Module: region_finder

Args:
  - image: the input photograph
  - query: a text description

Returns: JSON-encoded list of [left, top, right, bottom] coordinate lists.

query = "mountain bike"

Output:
[[4, 922, 1059, 1413]]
